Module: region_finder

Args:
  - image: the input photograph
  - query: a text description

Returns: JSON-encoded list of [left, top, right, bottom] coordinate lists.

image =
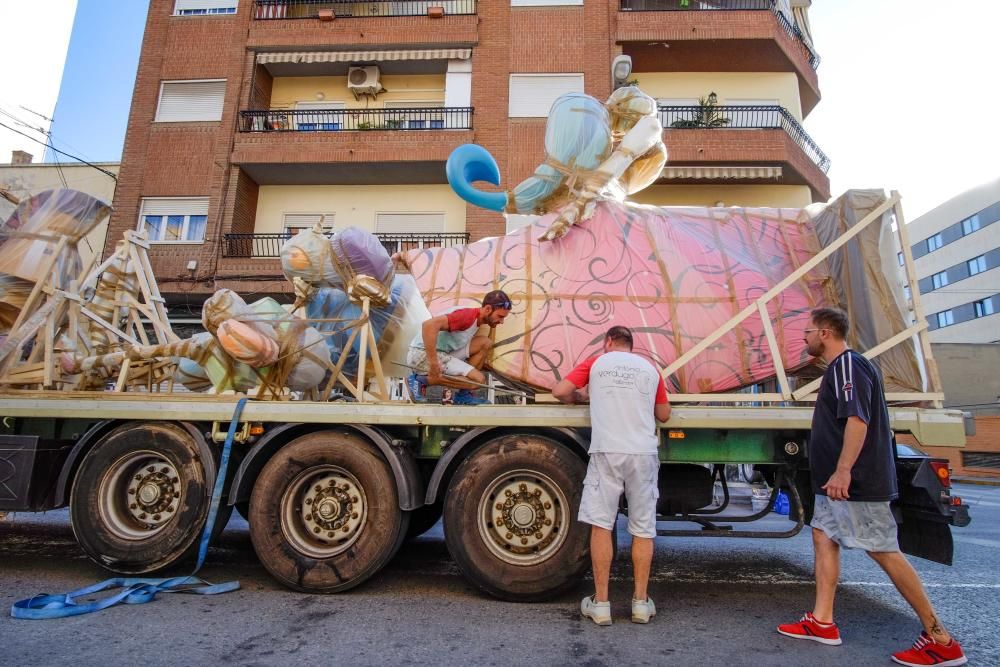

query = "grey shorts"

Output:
[[810, 495, 900, 552], [578, 453, 660, 539]]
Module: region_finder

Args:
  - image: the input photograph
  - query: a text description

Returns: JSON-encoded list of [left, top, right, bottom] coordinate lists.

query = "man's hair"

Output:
[[605, 325, 634, 350], [482, 289, 512, 310], [810, 307, 849, 339]]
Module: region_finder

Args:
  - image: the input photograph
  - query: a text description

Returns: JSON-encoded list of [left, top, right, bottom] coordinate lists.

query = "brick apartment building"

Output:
[[107, 0, 829, 316]]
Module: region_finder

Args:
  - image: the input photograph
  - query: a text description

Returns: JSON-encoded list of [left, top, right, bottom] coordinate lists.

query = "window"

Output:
[[897, 251, 904, 266], [174, 0, 237, 14], [974, 299, 995, 318], [509, 74, 585, 117], [926, 233, 943, 252], [936, 310, 954, 328], [383, 101, 445, 130], [931, 271, 949, 290], [968, 255, 987, 276], [961, 215, 981, 236], [294, 101, 345, 131], [138, 198, 208, 242], [155, 80, 226, 122], [283, 213, 334, 236], [903, 285, 911, 300]]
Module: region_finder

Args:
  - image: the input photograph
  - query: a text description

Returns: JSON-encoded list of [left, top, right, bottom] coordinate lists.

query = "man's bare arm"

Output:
[[822, 416, 867, 500], [654, 401, 671, 423], [421, 314, 451, 383], [552, 378, 587, 404]]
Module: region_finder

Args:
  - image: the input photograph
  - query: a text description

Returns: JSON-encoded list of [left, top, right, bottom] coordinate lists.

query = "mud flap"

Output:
[[897, 510, 954, 566]]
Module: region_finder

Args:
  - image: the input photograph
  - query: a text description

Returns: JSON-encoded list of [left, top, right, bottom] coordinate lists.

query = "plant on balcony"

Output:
[[383, 119, 404, 129], [357, 121, 373, 130], [670, 93, 730, 129]]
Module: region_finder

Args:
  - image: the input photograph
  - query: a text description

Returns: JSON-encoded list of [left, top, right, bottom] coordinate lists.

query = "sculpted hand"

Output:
[[821, 469, 851, 501]]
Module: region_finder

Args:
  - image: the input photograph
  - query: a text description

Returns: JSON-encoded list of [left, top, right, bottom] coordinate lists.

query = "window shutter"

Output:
[[283, 213, 335, 230], [139, 198, 209, 217], [375, 213, 445, 234], [508, 74, 584, 117], [156, 81, 226, 122], [174, 0, 237, 12]]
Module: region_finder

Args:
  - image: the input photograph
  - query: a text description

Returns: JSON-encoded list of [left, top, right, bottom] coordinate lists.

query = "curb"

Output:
[[953, 477, 1000, 488]]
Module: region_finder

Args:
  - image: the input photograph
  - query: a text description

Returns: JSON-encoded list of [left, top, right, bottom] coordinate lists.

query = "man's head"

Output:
[[603, 325, 634, 352], [804, 307, 849, 358], [480, 289, 512, 327]]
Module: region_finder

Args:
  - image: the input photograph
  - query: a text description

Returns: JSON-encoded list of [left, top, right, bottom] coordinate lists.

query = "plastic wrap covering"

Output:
[[305, 274, 427, 379], [401, 192, 925, 395], [280, 226, 339, 288], [0, 189, 110, 332]]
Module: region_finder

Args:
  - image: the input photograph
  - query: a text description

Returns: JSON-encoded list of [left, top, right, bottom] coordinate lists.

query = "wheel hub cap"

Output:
[[479, 472, 569, 566], [283, 468, 367, 559]]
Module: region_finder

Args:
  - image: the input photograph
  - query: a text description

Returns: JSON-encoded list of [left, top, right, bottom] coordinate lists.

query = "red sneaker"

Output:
[[891, 632, 967, 666], [777, 612, 842, 645]]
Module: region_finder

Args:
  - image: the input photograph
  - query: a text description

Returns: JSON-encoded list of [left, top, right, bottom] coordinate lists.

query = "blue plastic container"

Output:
[[773, 490, 790, 515]]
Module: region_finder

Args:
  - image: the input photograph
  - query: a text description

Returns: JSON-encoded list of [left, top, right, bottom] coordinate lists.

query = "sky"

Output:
[[1, 0, 997, 220]]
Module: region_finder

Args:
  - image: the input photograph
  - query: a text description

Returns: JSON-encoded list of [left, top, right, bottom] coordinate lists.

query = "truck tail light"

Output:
[[951, 495, 963, 506], [929, 461, 951, 488]]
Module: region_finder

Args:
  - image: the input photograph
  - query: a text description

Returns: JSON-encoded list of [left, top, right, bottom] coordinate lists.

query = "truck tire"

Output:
[[248, 431, 409, 593], [443, 434, 589, 601], [69, 422, 217, 573]]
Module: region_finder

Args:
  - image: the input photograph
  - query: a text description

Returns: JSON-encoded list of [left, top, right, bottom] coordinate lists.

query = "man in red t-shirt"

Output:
[[405, 290, 511, 404], [553, 325, 670, 626]]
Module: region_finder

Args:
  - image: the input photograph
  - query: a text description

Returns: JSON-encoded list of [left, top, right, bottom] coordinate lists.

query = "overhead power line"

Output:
[[0, 120, 117, 181]]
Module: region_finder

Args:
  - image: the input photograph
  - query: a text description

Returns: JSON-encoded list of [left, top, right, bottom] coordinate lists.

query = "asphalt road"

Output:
[[2, 482, 998, 666]]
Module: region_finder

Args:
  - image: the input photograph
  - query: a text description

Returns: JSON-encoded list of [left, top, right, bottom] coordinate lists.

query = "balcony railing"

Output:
[[659, 104, 830, 173], [619, 0, 820, 69], [254, 0, 477, 19], [239, 107, 473, 132], [223, 232, 471, 258]]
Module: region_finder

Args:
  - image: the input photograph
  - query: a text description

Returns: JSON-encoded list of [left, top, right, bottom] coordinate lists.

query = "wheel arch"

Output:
[[424, 426, 589, 506], [55, 420, 214, 507], [230, 423, 422, 511]]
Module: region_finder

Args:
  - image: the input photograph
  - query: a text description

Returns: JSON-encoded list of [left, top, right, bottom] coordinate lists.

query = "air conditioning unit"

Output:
[[347, 66, 381, 97]]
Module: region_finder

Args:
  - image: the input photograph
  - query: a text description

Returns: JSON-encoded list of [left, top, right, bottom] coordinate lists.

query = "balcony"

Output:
[[253, 0, 477, 19], [223, 232, 470, 258], [617, 1, 822, 114], [659, 104, 830, 198], [239, 107, 473, 132], [232, 107, 475, 184]]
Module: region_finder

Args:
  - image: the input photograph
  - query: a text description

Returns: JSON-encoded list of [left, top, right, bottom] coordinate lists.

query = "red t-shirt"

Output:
[[445, 307, 480, 332]]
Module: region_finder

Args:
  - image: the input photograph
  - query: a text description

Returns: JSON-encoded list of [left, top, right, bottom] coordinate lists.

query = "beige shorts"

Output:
[[406, 345, 474, 378], [578, 453, 660, 539]]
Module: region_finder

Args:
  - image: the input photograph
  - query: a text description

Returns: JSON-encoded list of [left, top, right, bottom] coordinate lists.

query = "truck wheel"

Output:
[[443, 434, 589, 601], [248, 431, 409, 593], [70, 422, 216, 573]]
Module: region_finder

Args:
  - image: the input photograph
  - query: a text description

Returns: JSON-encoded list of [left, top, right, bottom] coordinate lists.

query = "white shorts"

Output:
[[406, 344, 474, 378], [578, 452, 660, 539], [810, 495, 900, 553]]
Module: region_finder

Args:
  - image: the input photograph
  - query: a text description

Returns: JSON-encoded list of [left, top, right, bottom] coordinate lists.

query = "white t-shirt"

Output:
[[566, 350, 668, 454]]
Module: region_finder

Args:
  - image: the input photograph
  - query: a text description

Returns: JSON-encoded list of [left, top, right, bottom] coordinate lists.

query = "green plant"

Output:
[[383, 119, 403, 129], [357, 121, 373, 130], [670, 94, 731, 129]]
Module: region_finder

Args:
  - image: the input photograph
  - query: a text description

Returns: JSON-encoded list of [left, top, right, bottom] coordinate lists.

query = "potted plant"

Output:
[[670, 92, 730, 129]]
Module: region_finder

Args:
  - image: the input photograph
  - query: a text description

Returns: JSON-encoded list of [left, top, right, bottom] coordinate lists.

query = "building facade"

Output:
[[907, 177, 1000, 344], [108, 0, 829, 312]]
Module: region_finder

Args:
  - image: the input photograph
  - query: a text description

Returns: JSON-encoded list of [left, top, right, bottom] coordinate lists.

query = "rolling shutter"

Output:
[[155, 80, 226, 122], [174, 0, 237, 13], [508, 74, 584, 118], [376, 213, 445, 233], [139, 198, 209, 218]]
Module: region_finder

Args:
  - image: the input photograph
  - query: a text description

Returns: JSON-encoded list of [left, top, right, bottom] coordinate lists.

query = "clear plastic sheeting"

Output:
[[400, 191, 925, 396]]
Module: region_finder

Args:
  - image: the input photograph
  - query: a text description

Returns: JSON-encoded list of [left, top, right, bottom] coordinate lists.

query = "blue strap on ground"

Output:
[[10, 397, 248, 620]]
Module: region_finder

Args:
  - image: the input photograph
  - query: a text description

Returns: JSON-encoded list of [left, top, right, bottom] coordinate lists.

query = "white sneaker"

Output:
[[580, 595, 612, 626], [631, 597, 656, 624]]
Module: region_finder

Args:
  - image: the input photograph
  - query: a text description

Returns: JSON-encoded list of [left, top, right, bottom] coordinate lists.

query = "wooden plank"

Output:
[[758, 301, 791, 399], [79, 306, 141, 345], [356, 299, 370, 402], [892, 192, 943, 408]]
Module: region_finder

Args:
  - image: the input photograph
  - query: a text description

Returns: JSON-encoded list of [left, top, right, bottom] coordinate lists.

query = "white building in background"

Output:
[[1, 150, 119, 265], [907, 177, 1000, 343]]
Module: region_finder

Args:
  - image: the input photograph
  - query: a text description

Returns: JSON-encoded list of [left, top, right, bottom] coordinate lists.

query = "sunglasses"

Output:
[[803, 328, 828, 334]]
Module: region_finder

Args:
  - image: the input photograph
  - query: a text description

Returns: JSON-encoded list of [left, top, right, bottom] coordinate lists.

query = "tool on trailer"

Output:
[[9, 398, 248, 620]]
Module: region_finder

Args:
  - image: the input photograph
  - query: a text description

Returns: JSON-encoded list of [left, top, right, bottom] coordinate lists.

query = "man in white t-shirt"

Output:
[[553, 325, 670, 626]]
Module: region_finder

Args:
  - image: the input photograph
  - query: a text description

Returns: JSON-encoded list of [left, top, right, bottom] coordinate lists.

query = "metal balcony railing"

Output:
[[223, 232, 471, 258], [254, 0, 477, 19], [619, 0, 820, 69], [239, 107, 473, 132], [659, 104, 830, 173]]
